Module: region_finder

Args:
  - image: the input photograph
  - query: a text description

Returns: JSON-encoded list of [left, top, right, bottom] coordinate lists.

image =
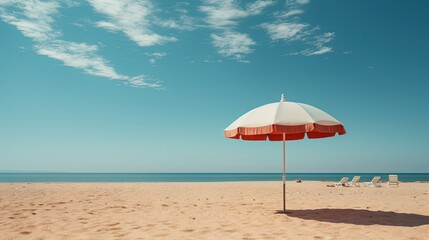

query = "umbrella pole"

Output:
[[282, 133, 286, 213]]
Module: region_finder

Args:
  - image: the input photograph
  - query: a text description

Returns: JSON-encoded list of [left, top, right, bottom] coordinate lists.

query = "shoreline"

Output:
[[1, 180, 429, 183], [1, 172, 428, 184], [1, 180, 428, 183]]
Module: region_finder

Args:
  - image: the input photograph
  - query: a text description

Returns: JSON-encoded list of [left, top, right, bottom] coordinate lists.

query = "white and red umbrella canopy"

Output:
[[224, 94, 346, 141], [224, 94, 346, 213]]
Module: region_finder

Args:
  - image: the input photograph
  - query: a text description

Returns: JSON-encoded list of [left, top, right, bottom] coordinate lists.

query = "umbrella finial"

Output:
[[280, 93, 285, 102]]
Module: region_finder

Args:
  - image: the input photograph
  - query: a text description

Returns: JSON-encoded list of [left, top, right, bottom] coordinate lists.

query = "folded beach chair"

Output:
[[348, 176, 361, 187], [335, 177, 349, 187], [364, 176, 381, 187], [388, 174, 399, 187]]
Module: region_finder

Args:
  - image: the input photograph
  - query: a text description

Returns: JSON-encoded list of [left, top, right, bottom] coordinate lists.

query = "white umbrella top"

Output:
[[224, 94, 346, 141]]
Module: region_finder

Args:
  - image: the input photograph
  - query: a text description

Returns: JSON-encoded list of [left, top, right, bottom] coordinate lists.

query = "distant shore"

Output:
[[1, 181, 428, 239], [1, 172, 428, 183]]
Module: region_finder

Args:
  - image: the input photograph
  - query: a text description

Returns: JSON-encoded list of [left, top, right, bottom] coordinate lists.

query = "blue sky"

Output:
[[0, 0, 428, 173]]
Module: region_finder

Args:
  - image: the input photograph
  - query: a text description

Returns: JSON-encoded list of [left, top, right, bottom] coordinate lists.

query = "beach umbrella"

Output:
[[224, 94, 346, 213]]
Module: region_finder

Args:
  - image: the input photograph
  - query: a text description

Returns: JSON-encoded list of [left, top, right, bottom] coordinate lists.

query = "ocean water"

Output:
[[0, 173, 428, 183]]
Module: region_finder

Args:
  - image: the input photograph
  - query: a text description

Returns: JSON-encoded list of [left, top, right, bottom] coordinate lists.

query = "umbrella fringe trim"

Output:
[[224, 123, 346, 140]]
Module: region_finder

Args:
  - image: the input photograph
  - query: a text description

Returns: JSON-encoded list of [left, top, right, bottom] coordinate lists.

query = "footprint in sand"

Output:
[[106, 222, 120, 227], [114, 233, 128, 238]]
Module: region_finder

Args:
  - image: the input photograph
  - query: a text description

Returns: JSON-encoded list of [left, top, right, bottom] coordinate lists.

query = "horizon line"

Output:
[[0, 172, 428, 174]]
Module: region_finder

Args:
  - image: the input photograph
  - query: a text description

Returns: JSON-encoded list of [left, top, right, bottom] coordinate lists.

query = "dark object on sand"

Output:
[[295, 179, 302, 183]]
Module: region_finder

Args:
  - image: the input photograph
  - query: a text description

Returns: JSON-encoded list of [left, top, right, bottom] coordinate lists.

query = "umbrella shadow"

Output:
[[276, 208, 429, 227]]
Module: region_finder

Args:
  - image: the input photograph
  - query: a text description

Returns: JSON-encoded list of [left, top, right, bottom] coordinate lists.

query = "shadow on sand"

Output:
[[275, 209, 429, 227]]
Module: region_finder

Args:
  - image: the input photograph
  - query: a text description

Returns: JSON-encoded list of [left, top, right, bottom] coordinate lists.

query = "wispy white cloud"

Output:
[[204, 59, 223, 63], [211, 31, 255, 59], [88, 0, 176, 47], [0, 0, 60, 41], [304, 47, 332, 55], [278, 9, 304, 18], [286, 0, 310, 7], [247, 0, 275, 15], [36, 41, 162, 88], [200, 0, 273, 29], [63, 0, 81, 8], [200, 0, 272, 61], [315, 32, 335, 45], [0, 0, 160, 88], [238, 59, 250, 63], [36, 40, 126, 79], [155, 15, 195, 31], [289, 46, 331, 56], [292, 32, 335, 56], [18, 46, 27, 51], [145, 52, 167, 65], [200, 0, 248, 29], [310, 32, 334, 54], [126, 75, 162, 88], [262, 22, 309, 41], [145, 52, 167, 58], [262, 0, 335, 56], [151, 2, 196, 32]]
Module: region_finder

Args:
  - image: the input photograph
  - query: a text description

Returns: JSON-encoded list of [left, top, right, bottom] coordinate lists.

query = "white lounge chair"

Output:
[[388, 174, 399, 187], [335, 177, 349, 187], [348, 176, 361, 187], [364, 176, 381, 187]]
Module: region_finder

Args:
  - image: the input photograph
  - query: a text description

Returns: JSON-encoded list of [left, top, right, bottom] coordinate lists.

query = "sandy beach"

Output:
[[0, 181, 428, 239]]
